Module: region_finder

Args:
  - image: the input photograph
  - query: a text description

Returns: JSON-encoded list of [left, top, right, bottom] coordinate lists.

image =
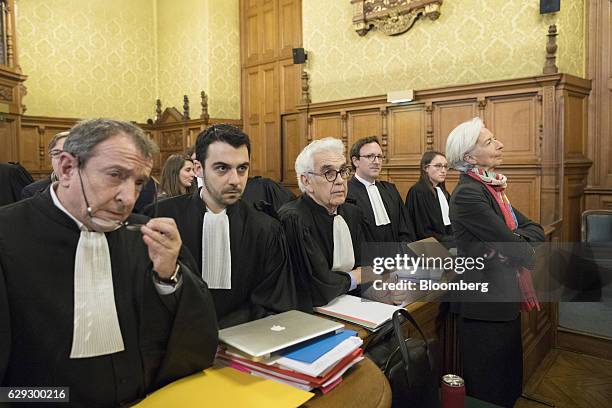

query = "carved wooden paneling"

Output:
[[242, 1, 260, 66], [281, 113, 305, 184], [262, 62, 280, 179], [565, 92, 589, 158], [387, 169, 420, 201], [240, 0, 302, 178], [503, 172, 540, 221], [347, 109, 381, 150], [261, 0, 277, 61], [279, 58, 301, 114], [312, 114, 342, 140], [278, 0, 301, 59], [432, 101, 477, 152], [386, 104, 425, 166], [17, 124, 41, 171], [587, 0, 612, 202], [485, 94, 539, 164]]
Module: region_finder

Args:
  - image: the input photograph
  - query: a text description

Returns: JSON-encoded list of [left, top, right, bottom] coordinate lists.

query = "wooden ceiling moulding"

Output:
[[351, 0, 442, 37]]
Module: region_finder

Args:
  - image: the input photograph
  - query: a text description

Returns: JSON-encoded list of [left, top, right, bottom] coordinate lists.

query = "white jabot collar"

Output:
[[435, 186, 451, 226], [354, 174, 390, 226], [201, 205, 232, 289], [51, 183, 125, 358], [332, 214, 355, 272]]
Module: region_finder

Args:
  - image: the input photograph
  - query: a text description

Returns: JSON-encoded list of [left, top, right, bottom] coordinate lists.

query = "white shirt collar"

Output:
[[355, 173, 375, 187], [50, 182, 85, 229]]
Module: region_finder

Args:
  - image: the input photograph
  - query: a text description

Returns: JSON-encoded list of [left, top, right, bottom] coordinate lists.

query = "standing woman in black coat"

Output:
[[405, 150, 454, 246], [446, 117, 544, 407]]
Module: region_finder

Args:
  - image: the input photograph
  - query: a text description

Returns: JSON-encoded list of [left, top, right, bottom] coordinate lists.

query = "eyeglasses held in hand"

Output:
[[308, 166, 353, 183]]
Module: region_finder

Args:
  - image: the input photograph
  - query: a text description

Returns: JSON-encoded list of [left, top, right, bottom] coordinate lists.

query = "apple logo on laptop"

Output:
[[270, 325, 286, 332]]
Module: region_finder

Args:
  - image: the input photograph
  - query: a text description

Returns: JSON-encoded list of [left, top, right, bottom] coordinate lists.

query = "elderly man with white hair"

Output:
[[446, 117, 544, 407], [278, 137, 368, 311]]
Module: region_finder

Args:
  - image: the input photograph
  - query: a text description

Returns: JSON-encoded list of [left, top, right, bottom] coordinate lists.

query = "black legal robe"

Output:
[[21, 176, 52, 199], [0, 190, 219, 407], [278, 194, 368, 311], [242, 176, 296, 214], [0, 162, 33, 206], [347, 177, 415, 243], [148, 191, 296, 328], [405, 178, 454, 244]]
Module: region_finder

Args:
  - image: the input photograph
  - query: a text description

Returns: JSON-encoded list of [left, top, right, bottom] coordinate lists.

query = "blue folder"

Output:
[[281, 330, 358, 364]]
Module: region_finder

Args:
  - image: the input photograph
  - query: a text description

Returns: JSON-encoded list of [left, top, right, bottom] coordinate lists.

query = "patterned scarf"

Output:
[[466, 168, 540, 312]]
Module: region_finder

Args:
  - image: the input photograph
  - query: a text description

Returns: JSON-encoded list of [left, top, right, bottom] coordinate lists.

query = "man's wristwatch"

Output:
[[155, 264, 181, 285]]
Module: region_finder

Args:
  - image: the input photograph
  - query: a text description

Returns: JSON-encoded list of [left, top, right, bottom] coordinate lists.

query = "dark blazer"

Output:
[[21, 177, 52, 200], [449, 173, 544, 321]]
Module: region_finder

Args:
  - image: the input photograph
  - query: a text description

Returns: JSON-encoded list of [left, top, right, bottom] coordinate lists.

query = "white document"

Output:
[[314, 294, 402, 330]]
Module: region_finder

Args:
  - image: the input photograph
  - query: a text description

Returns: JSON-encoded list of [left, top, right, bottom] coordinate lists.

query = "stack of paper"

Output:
[[314, 294, 402, 331], [217, 329, 364, 393]]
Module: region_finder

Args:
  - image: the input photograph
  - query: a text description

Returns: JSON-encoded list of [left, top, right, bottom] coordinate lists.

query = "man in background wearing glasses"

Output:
[[279, 137, 368, 311], [0, 119, 218, 406], [21, 131, 69, 199], [149, 124, 296, 329], [347, 136, 416, 244]]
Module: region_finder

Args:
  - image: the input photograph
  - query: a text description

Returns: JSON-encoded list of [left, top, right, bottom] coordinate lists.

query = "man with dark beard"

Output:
[[148, 124, 296, 328]]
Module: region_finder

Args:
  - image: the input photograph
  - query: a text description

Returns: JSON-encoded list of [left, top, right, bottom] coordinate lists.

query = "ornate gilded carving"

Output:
[[352, 0, 442, 37]]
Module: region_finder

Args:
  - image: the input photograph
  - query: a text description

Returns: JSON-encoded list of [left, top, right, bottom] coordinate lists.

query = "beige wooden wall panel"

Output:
[[386, 106, 425, 166], [261, 0, 277, 61], [282, 114, 305, 184], [279, 0, 301, 59], [485, 95, 539, 164], [433, 102, 477, 152], [313, 115, 342, 140], [280, 59, 301, 114], [347, 110, 381, 150], [17, 125, 40, 171], [565, 92, 589, 158]]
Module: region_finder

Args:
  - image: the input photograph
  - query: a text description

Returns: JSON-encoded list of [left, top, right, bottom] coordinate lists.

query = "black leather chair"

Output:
[[581, 210, 612, 243]]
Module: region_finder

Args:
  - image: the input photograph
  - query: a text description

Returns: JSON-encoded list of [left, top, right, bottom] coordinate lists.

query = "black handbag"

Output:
[[365, 309, 440, 408]]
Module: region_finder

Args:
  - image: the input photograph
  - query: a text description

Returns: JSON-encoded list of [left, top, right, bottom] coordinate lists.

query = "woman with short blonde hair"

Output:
[[446, 117, 544, 407]]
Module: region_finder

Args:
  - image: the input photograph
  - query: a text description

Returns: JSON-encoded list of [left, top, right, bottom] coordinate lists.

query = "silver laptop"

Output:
[[397, 237, 454, 280], [218, 310, 344, 359]]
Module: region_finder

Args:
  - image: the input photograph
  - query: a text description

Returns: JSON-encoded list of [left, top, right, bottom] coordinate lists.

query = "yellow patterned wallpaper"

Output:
[[16, 0, 157, 121], [303, 0, 585, 103], [157, 0, 240, 119], [16, 0, 240, 122]]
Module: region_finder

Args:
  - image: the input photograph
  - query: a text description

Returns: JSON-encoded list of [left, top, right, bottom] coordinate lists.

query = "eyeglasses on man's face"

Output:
[[359, 154, 385, 162], [309, 166, 353, 183], [427, 163, 449, 171]]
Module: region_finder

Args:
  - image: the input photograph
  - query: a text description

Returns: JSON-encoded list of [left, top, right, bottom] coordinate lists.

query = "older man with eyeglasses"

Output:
[[279, 137, 370, 311], [347, 136, 416, 244], [0, 118, 218, 406]]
